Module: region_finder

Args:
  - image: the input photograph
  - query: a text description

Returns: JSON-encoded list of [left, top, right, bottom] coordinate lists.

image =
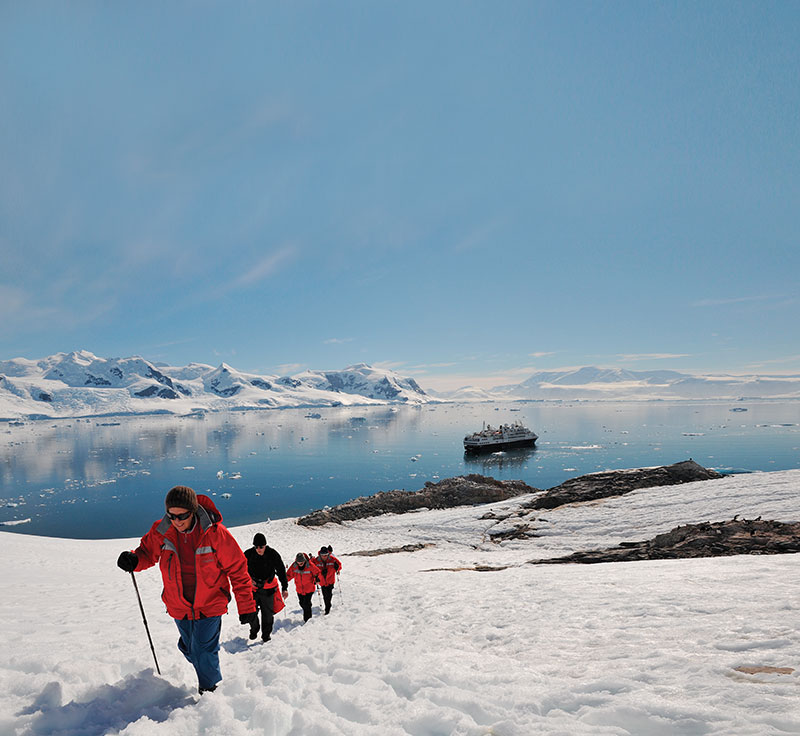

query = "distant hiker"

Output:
[[286, 552, 321, 622], [244, 532, 289, 642], [116, 486, 257, 694], [311, 545, 342, 615]]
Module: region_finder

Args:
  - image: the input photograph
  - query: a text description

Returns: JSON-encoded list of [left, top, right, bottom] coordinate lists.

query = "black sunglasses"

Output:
[[167, 510, 193, 521], [255, 545, 266, 549]]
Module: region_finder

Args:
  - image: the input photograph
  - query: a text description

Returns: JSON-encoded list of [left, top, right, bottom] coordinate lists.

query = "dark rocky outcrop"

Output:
[[297, 474, 540, 526], [525, 459, 722, 511], [534, 518, 800, 564], [347, 543, 435, 557], [134, 385, 180, 399]]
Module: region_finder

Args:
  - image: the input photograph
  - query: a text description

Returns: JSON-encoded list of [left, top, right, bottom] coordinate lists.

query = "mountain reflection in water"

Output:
[[1, 400, 798, 538]]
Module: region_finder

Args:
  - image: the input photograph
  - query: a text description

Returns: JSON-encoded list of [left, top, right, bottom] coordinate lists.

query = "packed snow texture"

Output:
[[1, 470, 799, 735]]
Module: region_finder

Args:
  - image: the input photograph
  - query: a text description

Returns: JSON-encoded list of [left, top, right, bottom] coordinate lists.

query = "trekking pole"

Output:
[[130, 572, 161, 675], [336, 573, 344, 605]]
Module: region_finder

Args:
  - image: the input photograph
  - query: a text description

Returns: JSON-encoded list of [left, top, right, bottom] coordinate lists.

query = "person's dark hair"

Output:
[[165, 486, 198, 513]]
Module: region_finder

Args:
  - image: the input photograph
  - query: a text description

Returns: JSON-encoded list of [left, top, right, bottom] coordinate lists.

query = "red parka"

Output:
[[311, 554, 341, 586], [287, 557, 321, 595], [130, 494, 256, 620]]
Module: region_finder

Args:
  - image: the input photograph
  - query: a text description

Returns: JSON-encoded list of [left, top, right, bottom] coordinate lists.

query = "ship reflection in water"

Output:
[[463, 446, 537, 472]]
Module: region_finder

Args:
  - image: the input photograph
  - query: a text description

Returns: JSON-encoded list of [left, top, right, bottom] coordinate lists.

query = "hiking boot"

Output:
[[261, 634, 271, 642], [198, 685, 217, 695], [249, 621, 260, 640]]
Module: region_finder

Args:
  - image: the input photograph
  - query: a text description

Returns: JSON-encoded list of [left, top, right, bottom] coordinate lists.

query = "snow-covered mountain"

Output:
[[0, 351, 431, 420], [443, 366, 800, 401]]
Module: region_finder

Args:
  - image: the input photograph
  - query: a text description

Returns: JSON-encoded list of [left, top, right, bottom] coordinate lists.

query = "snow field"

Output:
[[1, 470, 799, 735]]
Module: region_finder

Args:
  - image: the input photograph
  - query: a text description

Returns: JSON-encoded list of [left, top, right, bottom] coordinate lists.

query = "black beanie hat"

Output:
[[253, 533, 266, 547], [165, 485, 198, 513]]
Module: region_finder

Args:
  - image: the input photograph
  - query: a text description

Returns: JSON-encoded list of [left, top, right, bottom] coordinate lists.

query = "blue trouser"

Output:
[[175, 616, 222, 691]]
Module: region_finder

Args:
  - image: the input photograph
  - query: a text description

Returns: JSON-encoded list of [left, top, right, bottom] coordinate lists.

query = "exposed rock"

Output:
[[486, 523, 536, 542], [525, 459, 722, 510], [533, 518, 800, 565], [423, 564, 512, 573], [297, 474, 540, 526], [134, 385, 180, 399], [347, 543, 435, 557], [734, 666, 794, 676]]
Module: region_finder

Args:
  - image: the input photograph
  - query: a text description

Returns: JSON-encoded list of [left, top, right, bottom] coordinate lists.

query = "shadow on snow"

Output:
[[221, 606, 317, 654], [17, 670, 194, 736]]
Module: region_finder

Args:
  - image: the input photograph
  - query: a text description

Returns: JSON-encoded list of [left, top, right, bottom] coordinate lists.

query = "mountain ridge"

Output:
[[0, 351, 432, 420], [2, 352, 799, 420], [434, 365, 800, 401]]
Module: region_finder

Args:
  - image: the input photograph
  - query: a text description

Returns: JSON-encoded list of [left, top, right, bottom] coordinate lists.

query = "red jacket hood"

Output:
[[197, 493, 222, 523]]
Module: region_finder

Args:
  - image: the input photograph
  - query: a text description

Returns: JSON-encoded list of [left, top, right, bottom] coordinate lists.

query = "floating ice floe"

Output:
[[221, 493, 232, 499]]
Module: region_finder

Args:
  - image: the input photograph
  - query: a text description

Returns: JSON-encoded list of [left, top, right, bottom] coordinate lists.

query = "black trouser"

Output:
[[321, 584, 334, 614], [298, 592, 313, 621], [253, 587, 276, 639]]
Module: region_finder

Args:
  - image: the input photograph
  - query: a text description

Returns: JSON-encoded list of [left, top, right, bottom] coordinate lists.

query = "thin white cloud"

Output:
[[372, 360, 407, 372], [691, 295, 774, 308], [324, 337, 355, 345], [618, 353, 691, 361], [233, 245, 297, 288], [411, 366, 541, 393], [528, 351, 556, 358], [0, 282, 115, 337], [451, 217, 507, 253], [744, 355, 800, 373], [147, 337, 199, 350], [275, 363, 306, 375], [403, 362, 459, 374]]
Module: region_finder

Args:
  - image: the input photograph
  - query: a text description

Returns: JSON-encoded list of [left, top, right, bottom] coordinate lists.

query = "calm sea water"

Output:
[[1, 400, 798, 539]]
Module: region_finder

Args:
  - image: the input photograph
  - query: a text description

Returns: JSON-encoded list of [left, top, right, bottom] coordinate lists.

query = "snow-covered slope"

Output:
[[0, 352, 432, 420], [1, 469, 798, 735]]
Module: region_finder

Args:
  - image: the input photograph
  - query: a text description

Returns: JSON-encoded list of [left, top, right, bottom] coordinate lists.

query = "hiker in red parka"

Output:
[[117, 486, 256, 694], [311, 545, 342, 615], [286, 552, 321, 622]]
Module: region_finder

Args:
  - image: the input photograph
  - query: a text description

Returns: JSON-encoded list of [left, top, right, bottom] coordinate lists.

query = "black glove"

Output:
[[239, 611, 257, 626], [117, 551, 138, 572], [255, 579, 265, 589]]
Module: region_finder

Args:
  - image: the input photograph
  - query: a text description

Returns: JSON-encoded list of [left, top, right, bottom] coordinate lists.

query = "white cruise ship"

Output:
[[463, 421, 538, 452]]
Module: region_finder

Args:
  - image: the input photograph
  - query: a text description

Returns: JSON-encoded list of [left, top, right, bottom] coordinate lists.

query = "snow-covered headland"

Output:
[[1, 468, 798, 735], [0, 351, 431, 421], [436, 366, 800, 402]]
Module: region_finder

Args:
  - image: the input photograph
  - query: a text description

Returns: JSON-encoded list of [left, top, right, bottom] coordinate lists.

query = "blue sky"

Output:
[[2, 1, 798, 391]]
